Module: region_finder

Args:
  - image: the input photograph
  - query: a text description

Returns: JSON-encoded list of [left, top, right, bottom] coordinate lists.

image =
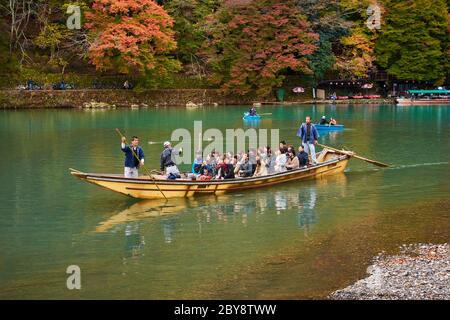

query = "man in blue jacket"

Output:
[[297, 116, 319, 164], [121, 136, 145, 178]]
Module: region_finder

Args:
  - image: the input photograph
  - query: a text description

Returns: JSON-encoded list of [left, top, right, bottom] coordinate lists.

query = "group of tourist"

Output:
[[120, 116, 321, 180], [188, 143, 311, 181]]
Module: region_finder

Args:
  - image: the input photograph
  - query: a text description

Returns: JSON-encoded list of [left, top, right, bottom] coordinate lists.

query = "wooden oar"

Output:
[[258, 113, 272, 116], [317, 143, 390, 168], [116, 128, 168, 200]]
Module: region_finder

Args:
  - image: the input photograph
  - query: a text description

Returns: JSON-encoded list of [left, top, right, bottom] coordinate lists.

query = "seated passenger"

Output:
[[238, 153, 253, 177], [253, 156, 268, 177], [192, 152, 203, 174], [297, 145, 309, 167], [198, 168, 212, 181], [319, 116, 329, 125], [279, 141, 288, 154], [225, 159, 235, 179], [215, 155, 227, 179], [286, 150, 299, 170], [274, 149, 287, 173], [249, 107, 257, 116]]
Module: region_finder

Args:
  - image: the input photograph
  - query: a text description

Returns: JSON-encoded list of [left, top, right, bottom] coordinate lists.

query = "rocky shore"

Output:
[[330, 243, 450, 300]]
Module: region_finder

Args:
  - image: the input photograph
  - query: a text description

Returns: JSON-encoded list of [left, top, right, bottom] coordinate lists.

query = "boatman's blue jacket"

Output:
[[297, 123, 319, 144], [121, 145, 145, 168]]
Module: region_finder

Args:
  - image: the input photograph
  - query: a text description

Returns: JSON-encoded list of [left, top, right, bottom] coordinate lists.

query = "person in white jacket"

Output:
[[274, 149, 287, 173]]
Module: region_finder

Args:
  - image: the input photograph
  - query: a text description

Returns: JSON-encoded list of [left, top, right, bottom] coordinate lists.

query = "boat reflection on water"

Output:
[[96, 173, 347, 244], [297, 186, 317, 235], [123, 224, 145, 259], [95, 198, 191, 232]]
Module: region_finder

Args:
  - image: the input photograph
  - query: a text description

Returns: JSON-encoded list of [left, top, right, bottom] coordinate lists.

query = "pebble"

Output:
[[330, 243, 450, 300]]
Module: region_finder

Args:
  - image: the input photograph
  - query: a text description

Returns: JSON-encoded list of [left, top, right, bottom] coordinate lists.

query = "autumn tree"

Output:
[[202, 0, 318, 95], [85, 0, 180, 76], [298, 0, 350, 82], [164, 0, 219, 77], [332, 0, 379, 79], [375, 0, 449, 84]]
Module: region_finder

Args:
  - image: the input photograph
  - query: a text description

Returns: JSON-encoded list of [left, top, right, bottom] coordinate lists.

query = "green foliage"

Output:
[[375, 0, 449, 84], [164, 0, 219, 65]]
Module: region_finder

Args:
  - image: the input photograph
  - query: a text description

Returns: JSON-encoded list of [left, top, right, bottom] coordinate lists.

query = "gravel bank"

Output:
[[330, 243, 450, 300]]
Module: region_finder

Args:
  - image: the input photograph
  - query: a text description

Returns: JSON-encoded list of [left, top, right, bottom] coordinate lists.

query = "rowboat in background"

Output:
[[243, 112, 261, 120], [315, 124, 345, 131], [70, 149, 349, 200]]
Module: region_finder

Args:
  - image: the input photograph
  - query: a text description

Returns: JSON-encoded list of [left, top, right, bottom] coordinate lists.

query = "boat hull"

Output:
[[243, 112, 261, 120], [396, 98, 450, 106], [70, 153, 349, 200], [315, 124, 345, 131]]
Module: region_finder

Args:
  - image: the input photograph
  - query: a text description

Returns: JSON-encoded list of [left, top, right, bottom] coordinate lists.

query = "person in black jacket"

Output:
[[297, 145, 309, 167]]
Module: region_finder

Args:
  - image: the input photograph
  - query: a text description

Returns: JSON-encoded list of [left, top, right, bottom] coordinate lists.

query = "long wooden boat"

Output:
[[396, 89, 450, 106], [70, 149, 349, 200]]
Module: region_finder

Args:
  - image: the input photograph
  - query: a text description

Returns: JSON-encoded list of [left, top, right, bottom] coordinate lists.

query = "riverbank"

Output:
[[0, 89, 394, 108], [330, 243, 450, 300]]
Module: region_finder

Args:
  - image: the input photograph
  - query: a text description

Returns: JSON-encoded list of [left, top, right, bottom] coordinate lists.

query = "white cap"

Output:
[[163, 141, 171, 147], [322, 116, 326, 119]]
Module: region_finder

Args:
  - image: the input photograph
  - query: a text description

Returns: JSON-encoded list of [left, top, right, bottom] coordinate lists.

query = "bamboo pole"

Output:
[[317, 143, 390, 168]]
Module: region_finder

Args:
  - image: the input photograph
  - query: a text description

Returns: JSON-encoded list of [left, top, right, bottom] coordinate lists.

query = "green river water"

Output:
[[0, 104, 449, 299]]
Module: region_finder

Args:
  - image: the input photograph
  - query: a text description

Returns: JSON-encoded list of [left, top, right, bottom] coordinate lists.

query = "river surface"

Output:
[[0, 104, 449, 299]]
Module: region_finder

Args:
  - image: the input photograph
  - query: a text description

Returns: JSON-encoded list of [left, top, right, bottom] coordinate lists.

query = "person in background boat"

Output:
[[297, 145, 309, 167], [297, 116, 319, 165], [253, 156, 268, 177], [274, 148, 287, 173], [121, 136, 145, 178], [160, 141, 182, 178], [249, 107, 257, 116], [319, 116, 329, 125], [286, 149, 299, 170], [198, 168, 212, 181], [329, 118, 337, 125], [238, 153, 253, 177]]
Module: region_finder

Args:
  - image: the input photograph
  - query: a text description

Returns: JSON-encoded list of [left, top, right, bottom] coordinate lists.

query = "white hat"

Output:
[[322, 115, 326, 119], [163, 141, 171, 147]]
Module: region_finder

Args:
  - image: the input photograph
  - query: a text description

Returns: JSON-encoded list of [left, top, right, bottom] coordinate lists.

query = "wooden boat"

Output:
[[315, 124, 345, 131], [70, 149, 349, 200], [396, 89, 450, 106], [243, 112, 261, 120]]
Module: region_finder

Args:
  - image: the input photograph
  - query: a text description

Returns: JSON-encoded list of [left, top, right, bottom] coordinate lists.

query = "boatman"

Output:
[[160, 141, 182, 179], [121, 136, 145, 178], [297, 116, 319, 165]]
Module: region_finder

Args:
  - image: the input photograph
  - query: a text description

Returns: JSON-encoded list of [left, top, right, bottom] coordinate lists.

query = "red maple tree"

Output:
[[85, 0, 180, 75], [202, 0, 318, 95]]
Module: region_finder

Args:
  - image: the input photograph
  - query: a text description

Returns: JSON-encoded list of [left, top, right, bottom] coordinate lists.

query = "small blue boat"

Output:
[[243, 112, 261, 121], [315, 124, 345, 131]]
